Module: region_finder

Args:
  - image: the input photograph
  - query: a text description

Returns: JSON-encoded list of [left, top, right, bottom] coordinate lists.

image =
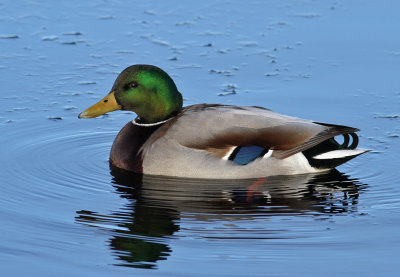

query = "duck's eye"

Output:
[[129, 81, 138, 88]]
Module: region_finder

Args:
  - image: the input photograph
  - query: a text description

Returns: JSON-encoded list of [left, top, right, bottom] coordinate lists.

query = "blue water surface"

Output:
[[1, 0, 399, 276]]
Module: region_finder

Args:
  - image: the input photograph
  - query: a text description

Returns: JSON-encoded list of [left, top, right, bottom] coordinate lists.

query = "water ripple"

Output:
[[2, 120, 396, 270], [2, 122, 116, 205]]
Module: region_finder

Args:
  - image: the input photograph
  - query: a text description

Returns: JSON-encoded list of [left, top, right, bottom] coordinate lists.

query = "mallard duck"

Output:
[[79, 64, 368, 179]]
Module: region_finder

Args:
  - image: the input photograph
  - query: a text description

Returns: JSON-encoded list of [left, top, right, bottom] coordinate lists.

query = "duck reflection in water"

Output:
[[76, 168, 366, 269]]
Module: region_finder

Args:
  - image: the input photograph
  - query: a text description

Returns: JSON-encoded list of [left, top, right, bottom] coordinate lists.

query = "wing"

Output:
[[152, 104, 359, 160]]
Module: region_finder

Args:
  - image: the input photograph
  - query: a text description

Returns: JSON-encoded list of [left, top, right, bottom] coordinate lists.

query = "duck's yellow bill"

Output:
[[78, 91, 121, 118]]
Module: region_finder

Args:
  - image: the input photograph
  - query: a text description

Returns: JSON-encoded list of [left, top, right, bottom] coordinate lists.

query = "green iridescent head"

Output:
[[79, 64, 183, 123]]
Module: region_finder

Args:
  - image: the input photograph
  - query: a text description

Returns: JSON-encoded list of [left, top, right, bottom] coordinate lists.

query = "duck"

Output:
[[78, 64, 368, 179]]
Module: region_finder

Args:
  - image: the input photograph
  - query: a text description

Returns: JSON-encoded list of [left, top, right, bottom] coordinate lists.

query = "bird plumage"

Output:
[[79, 65, 368, 179]]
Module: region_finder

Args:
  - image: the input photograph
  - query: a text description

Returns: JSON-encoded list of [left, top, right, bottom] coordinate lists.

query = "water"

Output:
[[1, 0, 399, 276]]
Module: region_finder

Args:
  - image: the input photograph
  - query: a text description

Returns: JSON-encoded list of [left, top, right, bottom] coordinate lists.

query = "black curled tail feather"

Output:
[[302, 132, 361, 169], [330, 133, 359, 150]]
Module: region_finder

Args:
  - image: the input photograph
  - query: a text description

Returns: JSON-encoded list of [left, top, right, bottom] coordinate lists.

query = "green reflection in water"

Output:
[[76, 169, 365, 269]]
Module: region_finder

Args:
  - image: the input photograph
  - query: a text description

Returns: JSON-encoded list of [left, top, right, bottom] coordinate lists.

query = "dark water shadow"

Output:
[[76, 168, 366, 269]]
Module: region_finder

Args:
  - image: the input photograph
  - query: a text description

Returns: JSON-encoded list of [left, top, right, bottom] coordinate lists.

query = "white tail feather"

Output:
[[313, 148, 369, 160]]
